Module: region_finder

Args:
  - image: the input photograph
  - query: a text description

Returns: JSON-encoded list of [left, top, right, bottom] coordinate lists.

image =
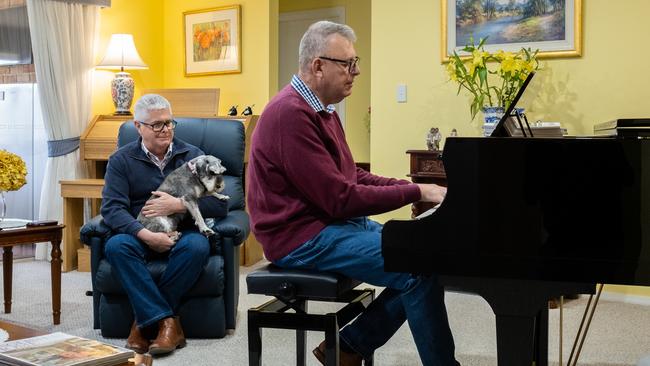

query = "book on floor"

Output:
[[0, 332, 133, 366]]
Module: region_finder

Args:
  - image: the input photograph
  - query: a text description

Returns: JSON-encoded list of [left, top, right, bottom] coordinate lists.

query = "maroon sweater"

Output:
[[247, 85, 421, 261]]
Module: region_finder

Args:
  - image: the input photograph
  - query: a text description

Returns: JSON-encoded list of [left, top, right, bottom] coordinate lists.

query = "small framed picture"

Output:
[[183, 5, 241, 76]]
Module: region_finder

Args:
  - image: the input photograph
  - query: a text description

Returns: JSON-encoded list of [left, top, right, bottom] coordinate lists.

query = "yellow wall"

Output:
[[162, 0, 275, 116], [92, 0, 164, 116], [279, 0, 371, 162], [371, 0, 650, 296], [92, 0, 275, 117]]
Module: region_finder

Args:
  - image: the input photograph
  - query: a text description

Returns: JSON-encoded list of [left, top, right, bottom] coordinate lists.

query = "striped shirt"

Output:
[[141, 141, 174, 171], [290, 74, 335, 114]]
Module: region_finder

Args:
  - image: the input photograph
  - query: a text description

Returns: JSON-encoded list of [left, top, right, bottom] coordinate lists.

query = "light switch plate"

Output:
[[396, 84, 407, 103]]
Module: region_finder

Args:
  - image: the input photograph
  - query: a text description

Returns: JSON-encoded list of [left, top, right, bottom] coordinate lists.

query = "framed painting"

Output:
[[441, 0, 582, 60], [184, 5, 241, 76]]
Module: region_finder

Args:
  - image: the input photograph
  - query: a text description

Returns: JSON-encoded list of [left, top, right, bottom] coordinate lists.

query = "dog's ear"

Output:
[[188, 155, 207, 175]]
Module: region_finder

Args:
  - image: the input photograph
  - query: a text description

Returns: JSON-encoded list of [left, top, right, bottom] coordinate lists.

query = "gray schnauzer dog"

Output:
[[138, 155, 229, 240]]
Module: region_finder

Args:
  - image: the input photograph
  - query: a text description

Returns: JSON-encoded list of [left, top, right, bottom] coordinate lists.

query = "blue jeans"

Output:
[[275, 217, 457, 366], [104, 230, 210, 328]]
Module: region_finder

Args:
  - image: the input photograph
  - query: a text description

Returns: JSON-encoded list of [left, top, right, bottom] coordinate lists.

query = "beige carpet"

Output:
[[0, 259, 649, 365]]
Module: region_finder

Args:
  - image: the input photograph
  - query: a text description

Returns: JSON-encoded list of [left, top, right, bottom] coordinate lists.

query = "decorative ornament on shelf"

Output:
[[426, 127, 442, 151], [228, 105, 238, 116], [0, 149, 28, 223], [242, 104, 255, 116], [97, 34, 148, 116], [445, 36, 539, 134]]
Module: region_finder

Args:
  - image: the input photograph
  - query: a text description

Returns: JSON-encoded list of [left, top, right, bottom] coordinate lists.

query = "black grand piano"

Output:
[[382, 74, 650, 365]]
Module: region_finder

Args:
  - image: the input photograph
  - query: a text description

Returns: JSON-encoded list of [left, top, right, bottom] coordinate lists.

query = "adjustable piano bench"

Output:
[[246, 264, 375, 366]]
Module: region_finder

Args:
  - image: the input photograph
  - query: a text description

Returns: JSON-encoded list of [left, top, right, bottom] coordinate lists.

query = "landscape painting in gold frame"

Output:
[[184, 5, 241, 76], [441, 0, 582, 61]]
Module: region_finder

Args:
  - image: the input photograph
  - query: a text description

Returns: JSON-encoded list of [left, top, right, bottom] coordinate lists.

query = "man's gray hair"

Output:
[[133, 94, 173, 122], [298, 20, 356, 73]]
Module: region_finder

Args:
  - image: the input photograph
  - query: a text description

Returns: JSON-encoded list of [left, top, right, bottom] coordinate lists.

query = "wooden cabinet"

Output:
[[406, 150, 447, 216]]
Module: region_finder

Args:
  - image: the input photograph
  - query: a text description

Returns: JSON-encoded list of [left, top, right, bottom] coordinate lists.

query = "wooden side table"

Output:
[[60, 179, 104, 272], [0, 224, 64, 324]]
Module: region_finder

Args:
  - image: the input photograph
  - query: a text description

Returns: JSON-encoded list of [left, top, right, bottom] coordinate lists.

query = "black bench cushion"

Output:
[[246, 264, 361, 301]]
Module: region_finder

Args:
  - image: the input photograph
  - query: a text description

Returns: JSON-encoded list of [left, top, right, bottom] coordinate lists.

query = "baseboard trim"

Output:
[[600, 291, 650, 306]]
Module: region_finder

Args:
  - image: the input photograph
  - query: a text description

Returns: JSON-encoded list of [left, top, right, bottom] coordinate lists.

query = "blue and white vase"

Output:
[[481, 106, 524, 137]]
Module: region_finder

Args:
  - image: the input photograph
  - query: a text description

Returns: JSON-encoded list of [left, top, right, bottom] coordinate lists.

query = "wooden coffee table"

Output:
[[0, 320, 144, 366], [0, 319, 46, 340], [0, 224, 64, 324]]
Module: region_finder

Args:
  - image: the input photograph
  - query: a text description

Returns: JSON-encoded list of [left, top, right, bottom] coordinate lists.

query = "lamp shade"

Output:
[[97, 34, 148, 70], [97, 34, 148, 115]]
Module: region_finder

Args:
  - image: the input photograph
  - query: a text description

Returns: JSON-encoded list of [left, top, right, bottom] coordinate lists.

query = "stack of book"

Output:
[[0, 332, 133, 366]]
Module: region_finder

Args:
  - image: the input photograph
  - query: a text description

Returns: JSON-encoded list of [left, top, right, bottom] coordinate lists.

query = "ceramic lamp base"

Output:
[[111, 71, 135, 116]]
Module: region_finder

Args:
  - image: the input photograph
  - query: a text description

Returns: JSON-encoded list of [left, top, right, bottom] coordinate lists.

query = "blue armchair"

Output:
[[80, 118, 249, 338]]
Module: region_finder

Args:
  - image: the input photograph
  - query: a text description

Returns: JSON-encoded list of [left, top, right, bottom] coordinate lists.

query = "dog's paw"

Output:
[[215, 193, 230, 201], [201, 228, 215, 237], [169, 232, 182, 242]]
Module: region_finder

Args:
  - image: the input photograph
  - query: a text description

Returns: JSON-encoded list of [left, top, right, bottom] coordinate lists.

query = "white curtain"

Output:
[[26, 0, 99, 260]]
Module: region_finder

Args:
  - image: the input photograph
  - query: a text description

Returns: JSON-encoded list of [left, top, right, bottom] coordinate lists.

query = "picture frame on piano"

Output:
[[441, 0, 583, 61]]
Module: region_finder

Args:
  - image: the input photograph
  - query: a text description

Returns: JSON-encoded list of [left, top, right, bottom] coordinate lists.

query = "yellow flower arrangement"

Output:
[[446, 37, 539, 120], [0, 150, 27, 192]]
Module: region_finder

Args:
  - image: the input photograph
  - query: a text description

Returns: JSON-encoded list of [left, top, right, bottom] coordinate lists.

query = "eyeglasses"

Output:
[[318, 56, 360, 73], [138, 119, 177, 132]]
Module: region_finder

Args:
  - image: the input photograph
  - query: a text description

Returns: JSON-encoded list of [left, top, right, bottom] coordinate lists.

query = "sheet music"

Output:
[[415, 204, 440, 219]]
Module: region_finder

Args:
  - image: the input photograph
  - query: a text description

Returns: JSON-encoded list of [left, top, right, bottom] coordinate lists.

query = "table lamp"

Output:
[[97, 34, 148, 115]]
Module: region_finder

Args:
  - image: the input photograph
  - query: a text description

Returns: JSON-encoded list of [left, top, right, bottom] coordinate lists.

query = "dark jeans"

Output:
[[275, 217, 458, 366], [104, 230, 210, 328]]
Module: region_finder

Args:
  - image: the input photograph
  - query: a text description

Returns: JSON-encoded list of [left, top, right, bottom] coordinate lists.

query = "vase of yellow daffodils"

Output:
[[446, 37, 539, 135], [0, 150, 28, 222]]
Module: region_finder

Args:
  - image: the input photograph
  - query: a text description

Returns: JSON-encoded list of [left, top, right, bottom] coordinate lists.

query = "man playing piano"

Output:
[[247, 21, 460, 366]]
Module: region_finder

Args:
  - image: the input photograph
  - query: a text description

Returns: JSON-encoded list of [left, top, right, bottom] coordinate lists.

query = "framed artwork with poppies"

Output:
[[441, 0, 582, 60], [184, 5, 241, 76]]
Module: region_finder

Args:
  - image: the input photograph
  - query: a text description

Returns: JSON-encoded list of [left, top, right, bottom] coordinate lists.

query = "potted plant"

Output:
[[446, 37, 539, 131]]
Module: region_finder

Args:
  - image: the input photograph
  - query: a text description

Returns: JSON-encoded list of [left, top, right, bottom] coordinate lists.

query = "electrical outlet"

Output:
[[396, 84, 407, 103]]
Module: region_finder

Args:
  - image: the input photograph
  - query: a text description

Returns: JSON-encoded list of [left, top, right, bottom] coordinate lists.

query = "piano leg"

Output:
[[439, 276, 594, 366], [535, 307, 549, 366], [495, 314, 536, 365]]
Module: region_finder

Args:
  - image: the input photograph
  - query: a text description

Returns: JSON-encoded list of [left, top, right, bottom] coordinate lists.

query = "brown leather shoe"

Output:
[[312, 340, 362, 366], [148, 317, 187, 355], [125, 321, 150, 354]]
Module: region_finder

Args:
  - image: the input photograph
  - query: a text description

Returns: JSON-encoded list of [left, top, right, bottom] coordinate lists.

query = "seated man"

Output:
[[101, 94, 227, 355], [247, 21, 459, 366]]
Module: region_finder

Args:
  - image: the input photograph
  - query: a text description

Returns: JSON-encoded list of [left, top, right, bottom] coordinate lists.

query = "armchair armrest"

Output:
[[79, 215, 113, 245], [209, 210, 250, 246]]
